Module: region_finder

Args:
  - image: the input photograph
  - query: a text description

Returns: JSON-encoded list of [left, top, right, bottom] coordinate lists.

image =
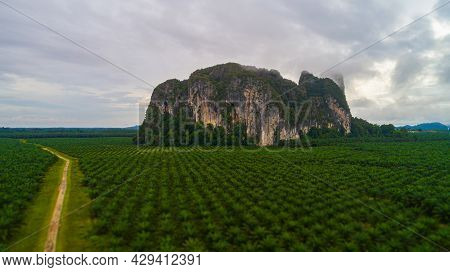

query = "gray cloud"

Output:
[[437, 53, 450, 85], [350, 97, 377, 109], [391, 53, 427, 89], [0, 0, 449, 127]]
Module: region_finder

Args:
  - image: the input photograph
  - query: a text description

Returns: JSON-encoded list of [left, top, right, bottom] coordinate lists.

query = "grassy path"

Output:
[[8, 158, 64, 251], [9, 144, 94, 251], [56, 152, 95, 251]]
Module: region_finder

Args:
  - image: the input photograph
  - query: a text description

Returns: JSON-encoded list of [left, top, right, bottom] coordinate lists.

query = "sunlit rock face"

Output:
[[145, 63, 352, 145]]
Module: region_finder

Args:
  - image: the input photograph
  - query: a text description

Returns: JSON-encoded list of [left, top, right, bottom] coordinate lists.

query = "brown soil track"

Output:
[[42, 148, 70, 252]]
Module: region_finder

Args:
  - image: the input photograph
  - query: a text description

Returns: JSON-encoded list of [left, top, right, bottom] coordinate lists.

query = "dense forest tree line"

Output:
[[135, 106, 411, 146], [0, 128, 136, 139], [305, 117, 408, 139], [135, 105, 250, 146]]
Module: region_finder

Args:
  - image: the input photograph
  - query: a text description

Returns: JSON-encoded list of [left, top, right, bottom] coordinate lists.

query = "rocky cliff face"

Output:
[[143, 63, 351, 145]]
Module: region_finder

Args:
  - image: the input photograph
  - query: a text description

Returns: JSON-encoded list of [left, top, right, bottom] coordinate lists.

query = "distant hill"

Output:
[[400, 122, 449, 131], [125, 125, 139, 130]]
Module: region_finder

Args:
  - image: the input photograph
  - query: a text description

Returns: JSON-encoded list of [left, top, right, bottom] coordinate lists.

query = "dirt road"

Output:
[[42, 148, 70, 252]]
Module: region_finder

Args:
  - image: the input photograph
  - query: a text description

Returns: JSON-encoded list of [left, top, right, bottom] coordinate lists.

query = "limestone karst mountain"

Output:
[[141, 63, 352, 145]]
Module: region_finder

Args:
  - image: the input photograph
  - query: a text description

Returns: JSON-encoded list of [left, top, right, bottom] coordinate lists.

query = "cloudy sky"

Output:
[[0, 0, 449, 127]]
